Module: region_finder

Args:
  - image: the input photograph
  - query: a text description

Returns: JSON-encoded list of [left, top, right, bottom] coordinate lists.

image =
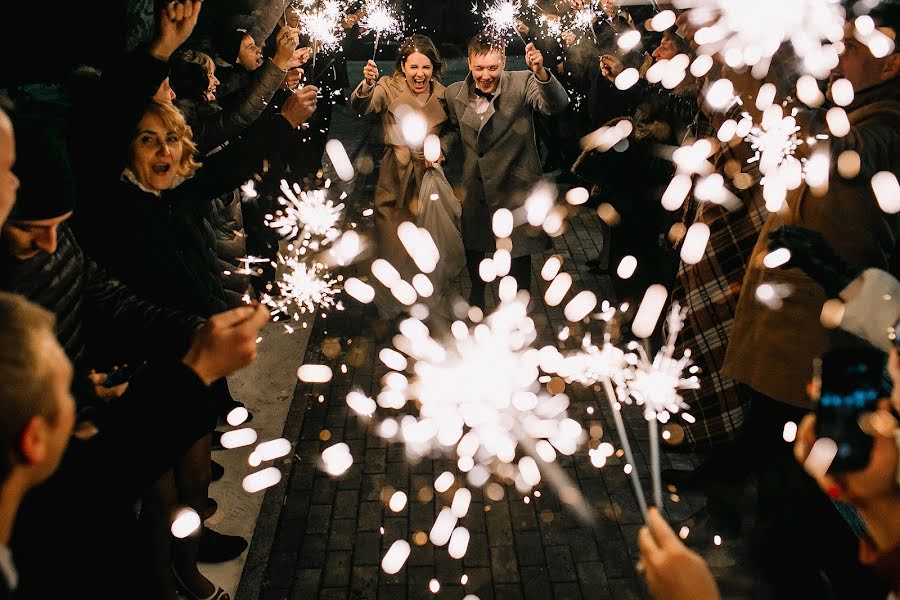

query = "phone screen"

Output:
[[815, 347, 886, 472]]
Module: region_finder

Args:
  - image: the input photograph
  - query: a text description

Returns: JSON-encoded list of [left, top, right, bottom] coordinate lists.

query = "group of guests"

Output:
[[0, 1, 898, 600]]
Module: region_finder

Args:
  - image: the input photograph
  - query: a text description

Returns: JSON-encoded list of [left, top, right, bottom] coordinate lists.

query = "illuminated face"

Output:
[[2, 212, 73, 260], [652, 36, 679, 62], [154, 77, 176, 103], [206, 66, 220, 102], [237, 34, 263, 71], [284, 7, 301, 28], [0, 112, 19, 227], [402, 51, 434, 94], [831, 32, 892, 94], [469, 50, 505, 94], [129, 112, 184, 192]]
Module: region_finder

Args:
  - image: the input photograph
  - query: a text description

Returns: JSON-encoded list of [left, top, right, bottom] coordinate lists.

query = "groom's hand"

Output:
[[525, 43, 549, 81]]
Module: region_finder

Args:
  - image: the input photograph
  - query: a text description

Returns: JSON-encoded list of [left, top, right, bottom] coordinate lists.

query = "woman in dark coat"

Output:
[[85, 93, 314, 600]]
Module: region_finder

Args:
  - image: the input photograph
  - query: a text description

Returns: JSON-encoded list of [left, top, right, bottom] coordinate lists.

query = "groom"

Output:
[[446, 32, 569, 309]]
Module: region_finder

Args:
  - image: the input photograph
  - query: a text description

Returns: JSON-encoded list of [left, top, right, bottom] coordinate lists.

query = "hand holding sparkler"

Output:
[[600, 54, 623, 82], [183, 303, 270, 385], [282, 86, 319, 127], [637, 508, 720, 600], [150, 0, 204, 61], [363, 59, 380, 85], [524, 42, 548, 80], [272, 25, 301, 70]]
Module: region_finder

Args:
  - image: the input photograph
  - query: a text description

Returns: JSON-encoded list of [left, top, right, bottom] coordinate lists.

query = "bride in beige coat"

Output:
[[351, 35, 460, 318]]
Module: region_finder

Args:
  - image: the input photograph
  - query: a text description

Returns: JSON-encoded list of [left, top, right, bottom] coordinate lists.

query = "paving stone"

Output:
[[322, 551, 353, 588], [298, 534, 328, 568], [607, 578, 645, 600], [266, 552, 297, 589], [494, 584, 525, 600], [349, 566, 379, 600], [575, 562, 611, 599], [490, 545, 520, 584], [514, 530, 545, 567], [553, 582, 584, 600], [358, 501, 384, 531], [377, 584, 406, 600], [485, 502, 513, 546], [545, 545, 577, 582], [354, 531, 382, 566], [290, 568, 321, 599], [520, 565, 553, 600], [334, 490, 361, 519]]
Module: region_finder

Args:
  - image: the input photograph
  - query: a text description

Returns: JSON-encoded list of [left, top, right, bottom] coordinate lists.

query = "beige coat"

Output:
[[350, 75, 455, 264], [722, 79, 900, 408]]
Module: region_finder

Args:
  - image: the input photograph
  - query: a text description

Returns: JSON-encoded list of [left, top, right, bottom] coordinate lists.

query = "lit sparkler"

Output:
[[361, 0, 404, 59], [299, 0, 348, 70], [477, 0, 528, 44], [744, 105, 805, 211], [623, 302, 699, 508], [268, 180, 345, 243], [263, 256, 344, 329]]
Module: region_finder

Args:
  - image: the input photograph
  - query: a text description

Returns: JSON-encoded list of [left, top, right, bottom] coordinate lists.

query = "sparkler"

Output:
[[361, 0, 403, 59], [264, 256, 343, 324], [477, 0, 528, 45], [744, 105, 805, 211], [269, 180, 345, 243], [299, 0, 348, 71], [622, 302, 699, 508]]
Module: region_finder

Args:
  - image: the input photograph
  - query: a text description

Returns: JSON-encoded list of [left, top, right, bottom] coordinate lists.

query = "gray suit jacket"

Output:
[[445, 69, 569, 256]]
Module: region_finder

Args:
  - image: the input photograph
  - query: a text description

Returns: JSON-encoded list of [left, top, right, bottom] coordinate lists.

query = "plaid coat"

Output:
[[670, 110, 767, 448]]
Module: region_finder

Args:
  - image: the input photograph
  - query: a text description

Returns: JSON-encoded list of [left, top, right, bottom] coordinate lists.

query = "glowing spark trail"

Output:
[[361, 0, 403, 59]]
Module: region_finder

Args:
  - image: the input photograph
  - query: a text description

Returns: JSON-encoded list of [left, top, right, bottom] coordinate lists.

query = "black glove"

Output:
[[766, 226, 861, 297]]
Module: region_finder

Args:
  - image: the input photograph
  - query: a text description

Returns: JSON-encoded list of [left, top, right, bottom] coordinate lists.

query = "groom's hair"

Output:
[[467, 32, 506, 58]]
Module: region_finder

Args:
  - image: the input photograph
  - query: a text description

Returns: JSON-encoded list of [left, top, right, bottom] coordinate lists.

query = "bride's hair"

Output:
[[393, 34, 445, 81]]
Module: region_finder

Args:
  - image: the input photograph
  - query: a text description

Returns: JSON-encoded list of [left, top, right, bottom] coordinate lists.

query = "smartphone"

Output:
[[101, 362, 146, 388], [815, 347, 887, 473]]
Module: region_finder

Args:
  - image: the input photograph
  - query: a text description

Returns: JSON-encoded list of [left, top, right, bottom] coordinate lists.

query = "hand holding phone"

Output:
[[814, 347, 888, 473]]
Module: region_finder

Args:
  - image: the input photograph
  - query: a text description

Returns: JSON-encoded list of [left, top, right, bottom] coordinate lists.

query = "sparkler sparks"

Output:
[[361, 0, 404, 57], [269, 181, 345, 242], [477, 0, 526, 43], [266, 257, 343, 320], [677, 0, 846, 78], [299, 0, 348, 56]]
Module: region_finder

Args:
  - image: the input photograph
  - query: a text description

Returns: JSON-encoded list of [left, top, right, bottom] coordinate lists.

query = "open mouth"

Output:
[[152, 163, 172, 174]]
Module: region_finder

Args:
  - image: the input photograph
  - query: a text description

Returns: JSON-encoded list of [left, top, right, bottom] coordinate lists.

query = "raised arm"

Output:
[[350, 61, 388, 115], [523, 43, 570, 115]]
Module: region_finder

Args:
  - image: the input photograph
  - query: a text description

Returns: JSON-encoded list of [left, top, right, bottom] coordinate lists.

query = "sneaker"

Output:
[[197, 527, 248, 563]]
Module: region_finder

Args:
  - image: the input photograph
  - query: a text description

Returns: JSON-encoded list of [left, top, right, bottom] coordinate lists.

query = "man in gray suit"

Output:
[[446, 32, 569, 310]]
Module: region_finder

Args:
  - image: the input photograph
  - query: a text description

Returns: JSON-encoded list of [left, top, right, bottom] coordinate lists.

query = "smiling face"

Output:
[[237, 34, 263, 71], [402, 51, 434, 94], [205, 65, 220, 102], [469, 50, 505, 94], [129, 112, 184, 192]]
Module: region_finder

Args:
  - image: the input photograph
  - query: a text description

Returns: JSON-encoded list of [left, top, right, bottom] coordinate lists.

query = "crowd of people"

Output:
[[0, 0, 898, 599]]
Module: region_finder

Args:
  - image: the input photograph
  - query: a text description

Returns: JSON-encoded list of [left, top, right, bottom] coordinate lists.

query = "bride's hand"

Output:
[[425, 154, 446, 169]]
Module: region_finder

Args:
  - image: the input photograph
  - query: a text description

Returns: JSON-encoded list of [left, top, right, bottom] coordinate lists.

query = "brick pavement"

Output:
[[244, 98, 755, 600]]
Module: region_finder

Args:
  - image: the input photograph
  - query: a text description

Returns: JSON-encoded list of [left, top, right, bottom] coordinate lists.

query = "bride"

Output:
[[350, 34, 464, 321]]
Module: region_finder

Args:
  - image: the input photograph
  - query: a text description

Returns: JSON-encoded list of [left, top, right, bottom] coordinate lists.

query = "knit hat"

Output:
[[9, 108, 76, 221], [213, 27, 251, 65], [170, 59, 210, 101]]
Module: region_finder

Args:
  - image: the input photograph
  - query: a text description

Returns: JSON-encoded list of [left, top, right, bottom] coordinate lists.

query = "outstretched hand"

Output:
[[767, 226, 861, 297], [637, 508, 720, 600]]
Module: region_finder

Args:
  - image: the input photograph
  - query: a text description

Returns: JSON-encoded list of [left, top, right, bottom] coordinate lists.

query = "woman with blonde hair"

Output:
[[82, 92, 315, 600]]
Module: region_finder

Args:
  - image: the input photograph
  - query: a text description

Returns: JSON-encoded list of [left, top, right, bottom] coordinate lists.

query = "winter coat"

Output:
[[0, 223, 201, 380], [351, 75, 457, 263], [445, 70, 569, 256], [12, 360, 219, 600], [176, 57, 288, 155], [87, 113, 297, 320], [723, 78, 900, 408]]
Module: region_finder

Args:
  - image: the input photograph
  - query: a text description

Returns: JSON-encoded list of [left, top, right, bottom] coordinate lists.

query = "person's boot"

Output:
[[197, 526, 248, 563]]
